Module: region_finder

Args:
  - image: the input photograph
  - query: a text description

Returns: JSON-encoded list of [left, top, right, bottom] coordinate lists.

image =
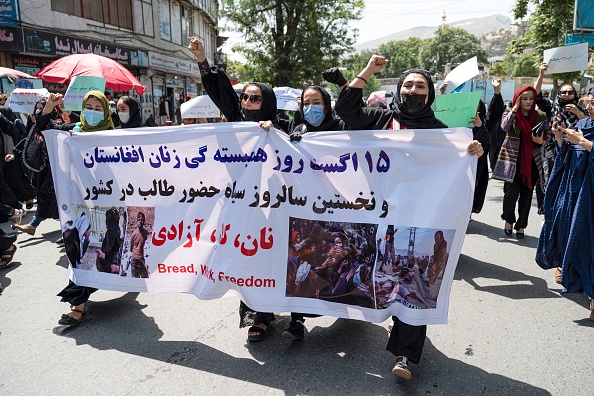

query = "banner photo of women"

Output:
[[45, 123, 476, 326]]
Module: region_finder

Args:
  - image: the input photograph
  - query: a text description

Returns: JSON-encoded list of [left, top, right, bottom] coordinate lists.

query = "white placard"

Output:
[[543, 43, 589, 74], [5, 88, 49, 114], [180, 95, 221, 118], [443, 57, 479, 94], [273, 87, 302, 111]]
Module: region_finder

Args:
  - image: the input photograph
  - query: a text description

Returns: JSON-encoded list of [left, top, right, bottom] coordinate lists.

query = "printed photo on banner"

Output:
[[121, 206, 155, 278], [62, 205, 127, 275], [286, 217, 378, 309], [375, 226, 456, 310]]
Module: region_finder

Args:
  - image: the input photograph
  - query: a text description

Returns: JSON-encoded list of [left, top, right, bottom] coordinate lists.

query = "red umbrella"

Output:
[[35, 53, 146, 94], [0, 66, 34, 79]]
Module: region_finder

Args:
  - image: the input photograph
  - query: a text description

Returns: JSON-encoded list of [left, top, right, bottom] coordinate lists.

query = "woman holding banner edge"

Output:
[[334, 54, 483, 380]]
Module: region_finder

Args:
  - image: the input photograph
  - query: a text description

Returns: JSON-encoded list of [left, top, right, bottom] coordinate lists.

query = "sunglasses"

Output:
[[240, 93, 262, 104], [559, 90, 575, 95]]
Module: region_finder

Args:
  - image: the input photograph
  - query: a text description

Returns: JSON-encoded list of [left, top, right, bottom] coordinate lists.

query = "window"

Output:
[[133, 0, 155, 37], [52, 0, 133, 30], [181, 5, 193, 47]]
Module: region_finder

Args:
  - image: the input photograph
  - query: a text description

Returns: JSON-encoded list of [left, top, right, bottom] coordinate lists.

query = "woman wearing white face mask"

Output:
[[116, 96, 143, 129]]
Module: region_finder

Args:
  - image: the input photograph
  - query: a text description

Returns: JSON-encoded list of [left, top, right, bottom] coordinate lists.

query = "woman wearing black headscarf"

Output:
[[335, 55, 483, 380], [188, 36, 289, 342], [117, 96, 143, 129], [188, 37, 290, 135], [288, 85, 348, 141]]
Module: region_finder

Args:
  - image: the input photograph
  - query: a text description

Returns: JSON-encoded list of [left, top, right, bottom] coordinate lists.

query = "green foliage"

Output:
[[509, 0, 580, 84], [220, 0, 364, 87], [374, 38, 428, 78], [418, 26, 490, 75]]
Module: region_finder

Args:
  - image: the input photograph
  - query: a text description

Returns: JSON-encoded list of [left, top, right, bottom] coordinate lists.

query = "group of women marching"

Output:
[[2, 33, 592, 381]]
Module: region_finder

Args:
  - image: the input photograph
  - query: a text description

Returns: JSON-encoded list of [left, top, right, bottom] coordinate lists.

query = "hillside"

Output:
[[355, 14, 512, 52]]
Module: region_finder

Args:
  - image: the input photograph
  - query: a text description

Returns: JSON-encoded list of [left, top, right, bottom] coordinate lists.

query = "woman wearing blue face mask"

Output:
[[71, 91, 114, 133], [288, 86, 348, 142]]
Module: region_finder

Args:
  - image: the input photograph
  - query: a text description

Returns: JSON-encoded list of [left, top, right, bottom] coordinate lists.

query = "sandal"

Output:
[[504, 222, 513, 236], [0, 245, 17, 269], [247, 323, 269, 342], [10, 209, 23, 225], [58, 308, 86, 326]]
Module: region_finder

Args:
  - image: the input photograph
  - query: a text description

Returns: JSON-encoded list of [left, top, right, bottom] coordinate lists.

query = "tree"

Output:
[[374, 37, 429, 78], [220, 0, 364, 87], [418, 26, 490, 75], [510, 0, 580, 87], [491, 53, 541, 77]]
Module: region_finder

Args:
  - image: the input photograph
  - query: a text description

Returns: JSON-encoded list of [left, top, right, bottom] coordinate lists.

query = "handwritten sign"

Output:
[[44, 124, 476, 327], [433, 92, 482, 128], [62, 76, 107, 111], [543, 43, 589, 74], [180, 95, 221, 118], [6, 88, 50, 114], [443, 57, 479, 94], [273, 87, 302, 111]]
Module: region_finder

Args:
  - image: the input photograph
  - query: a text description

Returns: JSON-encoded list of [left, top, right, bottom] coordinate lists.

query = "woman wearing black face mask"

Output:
[[187, 37, 290, 135], [552, 83, 587, 129], [336, 55, 483, 381]]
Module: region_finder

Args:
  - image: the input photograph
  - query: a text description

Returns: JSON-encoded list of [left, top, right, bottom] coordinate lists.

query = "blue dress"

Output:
[[536, 118, 594, 298]]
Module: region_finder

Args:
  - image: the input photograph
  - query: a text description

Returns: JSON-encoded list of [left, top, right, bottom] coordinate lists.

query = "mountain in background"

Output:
[[355, 14, 512, 52]]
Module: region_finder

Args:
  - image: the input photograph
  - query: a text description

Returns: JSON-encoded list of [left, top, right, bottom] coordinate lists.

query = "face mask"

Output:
[[303, 105, 325, 127], [400, 94, 427, 114], [35, 109, 42, 116], [119, 111, 130, 124], [242, 108, 259, 121], [83, 109, 105, 127], [558, 97, 574, 106]]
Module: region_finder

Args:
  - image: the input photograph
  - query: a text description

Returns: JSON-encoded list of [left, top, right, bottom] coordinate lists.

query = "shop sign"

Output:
[[0, 0, 19, 27], [148, 51, 200, 76], [0, 26, 23, 51]]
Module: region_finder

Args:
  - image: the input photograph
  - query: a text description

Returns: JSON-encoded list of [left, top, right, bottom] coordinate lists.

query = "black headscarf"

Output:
[[242, 83, 279, 124], [0, 106, 17, 122], [298, 85, 342, 132], [552, 84, 586, 128], [118, 96, 143, 129], [393, 68, 447, 129]]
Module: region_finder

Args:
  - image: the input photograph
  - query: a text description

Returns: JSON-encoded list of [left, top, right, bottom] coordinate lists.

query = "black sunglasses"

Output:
[[559, 90, 575, 95], [240, 93, 262, 104]]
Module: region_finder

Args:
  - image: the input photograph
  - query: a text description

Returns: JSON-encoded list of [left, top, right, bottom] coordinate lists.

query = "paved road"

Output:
[[1, 178, 592, 395]]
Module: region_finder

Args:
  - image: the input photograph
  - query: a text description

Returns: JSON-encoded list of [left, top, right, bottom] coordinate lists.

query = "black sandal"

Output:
[[0, 245, 17, 268], [247, 323, 269, 342], [58, 308, 86, 326]]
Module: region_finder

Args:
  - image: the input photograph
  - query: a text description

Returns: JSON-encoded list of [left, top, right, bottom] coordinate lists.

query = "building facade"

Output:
[[0, 0, 225, 121]]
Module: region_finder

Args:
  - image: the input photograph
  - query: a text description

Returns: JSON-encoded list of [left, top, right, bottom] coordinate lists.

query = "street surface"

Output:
[[1, 178, 592, 395]]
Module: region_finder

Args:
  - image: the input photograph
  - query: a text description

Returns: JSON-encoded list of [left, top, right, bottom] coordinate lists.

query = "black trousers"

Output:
[[501, 176, 537, 230], [386, 316, 427, 364]]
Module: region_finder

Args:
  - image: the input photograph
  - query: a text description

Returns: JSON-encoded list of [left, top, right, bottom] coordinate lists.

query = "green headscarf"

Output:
[[79, 90, 114, 132]]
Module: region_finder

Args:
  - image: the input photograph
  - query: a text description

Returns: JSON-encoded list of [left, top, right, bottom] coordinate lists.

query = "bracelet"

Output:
[[197, 59, 210, 77], [355, 76, 368, 84]]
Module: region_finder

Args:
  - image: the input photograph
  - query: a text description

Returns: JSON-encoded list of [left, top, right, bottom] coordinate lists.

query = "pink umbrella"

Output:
[[0, 66, 34, 80], [35, 53, 146, 94]]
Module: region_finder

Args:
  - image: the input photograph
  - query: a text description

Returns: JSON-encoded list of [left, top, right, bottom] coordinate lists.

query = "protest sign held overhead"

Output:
[[44, 123, 476, 326], [62, 76, 107, 111], [6, 88, 49, 113], [543, 43, 589, 74], [442, 57, 479, 94]]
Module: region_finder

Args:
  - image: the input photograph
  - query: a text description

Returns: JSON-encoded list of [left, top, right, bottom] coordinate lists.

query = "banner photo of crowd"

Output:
[[45, 123, 476, 325]]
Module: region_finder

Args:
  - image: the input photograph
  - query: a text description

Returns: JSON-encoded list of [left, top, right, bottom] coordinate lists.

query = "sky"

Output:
[[354, 0, 521, 44], [220, 0, 525, 60]]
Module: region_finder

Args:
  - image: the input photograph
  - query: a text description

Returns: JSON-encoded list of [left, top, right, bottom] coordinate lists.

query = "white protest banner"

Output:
[[543, 43, 589, 74], [62, 76, 107, 111], [443, 57, 479, 94], [6, 88, 49, 113], [273, 87, 302, 111], [180, 95, 221, 118], [44, 124, 476, 326]]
